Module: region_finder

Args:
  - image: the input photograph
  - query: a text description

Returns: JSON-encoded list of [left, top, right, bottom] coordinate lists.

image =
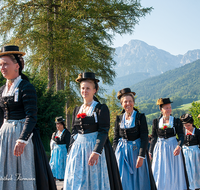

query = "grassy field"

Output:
[[176, 100, 200, 110]]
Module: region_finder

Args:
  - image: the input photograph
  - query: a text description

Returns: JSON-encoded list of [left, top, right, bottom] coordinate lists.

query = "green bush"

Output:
[[29, 72, 68, 151], [190, 102, 200, 128]]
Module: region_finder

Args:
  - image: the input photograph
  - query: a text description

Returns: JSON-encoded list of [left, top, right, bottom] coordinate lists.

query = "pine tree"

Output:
[[0, 0, 152, 129]]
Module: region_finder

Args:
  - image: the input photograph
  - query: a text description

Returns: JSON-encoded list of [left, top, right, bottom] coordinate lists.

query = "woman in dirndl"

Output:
[[63, 72, 122, 190], [113, 88, 157, 190], [180, 113, 200, 190], [149, 98, 189, 190], [50, 116, 71, 181], [0, 45, 56, 190]]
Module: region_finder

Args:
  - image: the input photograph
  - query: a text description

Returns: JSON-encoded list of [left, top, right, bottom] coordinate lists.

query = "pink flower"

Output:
[[77, 113, 87, 119]]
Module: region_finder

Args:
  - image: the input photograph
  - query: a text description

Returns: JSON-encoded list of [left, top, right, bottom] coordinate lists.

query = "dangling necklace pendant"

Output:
[[7, 78, 15, 84], [7, 76, 19, 85]]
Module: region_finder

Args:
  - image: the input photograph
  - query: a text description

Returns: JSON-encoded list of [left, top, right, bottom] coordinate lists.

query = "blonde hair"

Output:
[[120, 93, 135, 105]]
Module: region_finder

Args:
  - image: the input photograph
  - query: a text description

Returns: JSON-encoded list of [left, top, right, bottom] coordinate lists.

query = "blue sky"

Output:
[[111, 0, 200, 55]]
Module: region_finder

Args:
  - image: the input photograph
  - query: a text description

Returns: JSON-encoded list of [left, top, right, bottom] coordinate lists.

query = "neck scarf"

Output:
[[120, 110, 137, 129]]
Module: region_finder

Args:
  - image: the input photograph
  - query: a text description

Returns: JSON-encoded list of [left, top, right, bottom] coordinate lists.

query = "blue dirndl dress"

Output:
[[49, 129, 69, 180], [150, 116, 188, 190], [115, 138, 151, 189], [64, 132, 110, 190], [64, 101, 114, 190], [182, 128, 200, 190], [114, 110, 156, 190]]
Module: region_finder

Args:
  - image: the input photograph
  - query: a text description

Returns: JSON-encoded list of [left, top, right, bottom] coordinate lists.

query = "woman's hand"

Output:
[[14, 142, 26, 157], [149, 153, 152, 161], [136, 157, 144, 168], [88, 152, 99, 166], [173, 145, 181, 156]]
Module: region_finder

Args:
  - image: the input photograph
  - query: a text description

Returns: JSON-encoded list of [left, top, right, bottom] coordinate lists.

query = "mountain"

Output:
[[114, 40, 200, 78], [179, 49, 200, 65], [104, 40, 200, 94], [130, 59, 200, 103]]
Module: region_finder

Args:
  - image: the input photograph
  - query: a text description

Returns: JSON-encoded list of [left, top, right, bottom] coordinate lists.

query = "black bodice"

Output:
[[0, 95, 26, 120], [183, 127, 200, 147], [73, 115, 98, 134], [157, 127, 176, 139], [113, 110, 149, 158], [0, 80, 37, 141], [119, 126, 140, 141], [71, 103, 110, 154], [184, 135, 199, 146], [149, 117, 184, 154], [52, 129, 71, 150]]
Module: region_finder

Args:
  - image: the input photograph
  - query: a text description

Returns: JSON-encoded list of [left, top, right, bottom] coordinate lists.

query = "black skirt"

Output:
[[32, 128, 57, 190]]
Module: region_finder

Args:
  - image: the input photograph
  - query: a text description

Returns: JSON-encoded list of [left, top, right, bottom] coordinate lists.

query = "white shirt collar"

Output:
[[78, 100, 98, 116], [186, 127, 195, 135], [2, 75, 22, 97], [159, 115, 174, 128]]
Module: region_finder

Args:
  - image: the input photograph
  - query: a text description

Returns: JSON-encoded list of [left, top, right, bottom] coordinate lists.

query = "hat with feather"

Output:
[[55, 116, 65, 123], [156, 98, 173, 106]]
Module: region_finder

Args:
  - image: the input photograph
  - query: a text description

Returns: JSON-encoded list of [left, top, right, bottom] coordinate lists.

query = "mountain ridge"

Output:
[[105, 39, 200, 94], [114, 39, 200, 77]]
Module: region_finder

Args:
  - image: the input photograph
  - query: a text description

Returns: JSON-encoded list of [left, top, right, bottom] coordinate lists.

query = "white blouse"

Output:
[[159, 116, 174, 129], [2, 75, 22, 97]]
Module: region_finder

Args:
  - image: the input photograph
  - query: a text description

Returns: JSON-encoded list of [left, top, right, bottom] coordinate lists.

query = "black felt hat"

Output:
[[117, 88, 136, 99], [156, 98, 173, 106], [55, 116, 65, 123], [0, 45, 25, 57], [180, 113, 193, 124], [75, 72, 99, 83]]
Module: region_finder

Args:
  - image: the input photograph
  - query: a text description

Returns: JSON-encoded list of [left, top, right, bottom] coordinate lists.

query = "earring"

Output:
[[15, 69, 18, 72]]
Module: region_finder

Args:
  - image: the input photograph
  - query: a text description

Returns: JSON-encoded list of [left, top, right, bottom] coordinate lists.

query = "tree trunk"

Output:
[[65, 99, 71, 131], [65, 70, 71, 130], [47, 0, 54, 89], [48, 64, 54, 89]]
